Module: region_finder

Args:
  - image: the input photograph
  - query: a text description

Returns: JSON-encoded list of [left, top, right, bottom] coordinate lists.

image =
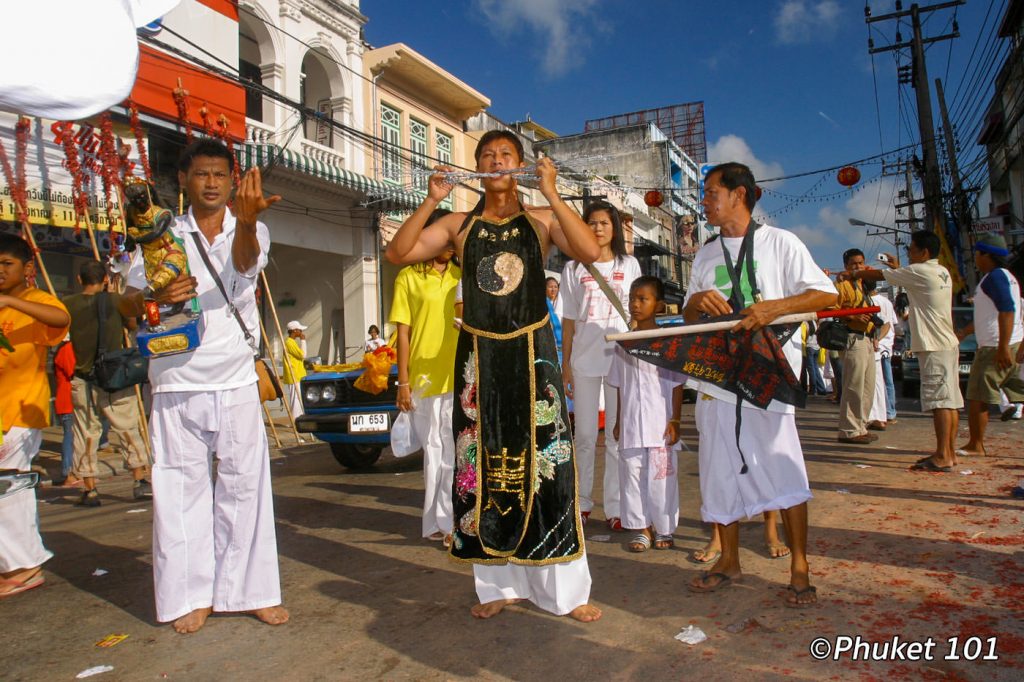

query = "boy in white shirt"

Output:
[[609, 277, 684, 552]]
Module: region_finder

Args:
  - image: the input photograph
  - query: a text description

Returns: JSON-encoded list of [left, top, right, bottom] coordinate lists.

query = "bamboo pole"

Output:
[[20, 222, 55, 295], [258, 271, 304, 442], [257, 314, 303, 445], [262, 402, 282, 448]]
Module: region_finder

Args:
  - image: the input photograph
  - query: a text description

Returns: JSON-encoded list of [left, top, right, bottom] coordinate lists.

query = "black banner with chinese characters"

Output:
[[619, 316, 806, 410]]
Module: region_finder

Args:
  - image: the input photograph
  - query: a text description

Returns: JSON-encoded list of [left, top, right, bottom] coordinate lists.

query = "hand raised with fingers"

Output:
[[234, 167, 281, 225]]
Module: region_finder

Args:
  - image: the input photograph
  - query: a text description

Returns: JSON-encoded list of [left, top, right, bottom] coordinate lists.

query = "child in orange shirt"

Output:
[[0, 235, 70, 598], [52, 336, 78, 487]]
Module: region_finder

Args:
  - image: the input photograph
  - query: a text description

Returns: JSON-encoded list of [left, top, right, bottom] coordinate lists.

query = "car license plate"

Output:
[[349, 412, 389, 433], [959, 364, 971, 374]]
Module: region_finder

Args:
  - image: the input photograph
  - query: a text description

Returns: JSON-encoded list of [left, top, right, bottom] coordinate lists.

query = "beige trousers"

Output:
[[71, 376, 148, 479], [838, 335, 876, 438]]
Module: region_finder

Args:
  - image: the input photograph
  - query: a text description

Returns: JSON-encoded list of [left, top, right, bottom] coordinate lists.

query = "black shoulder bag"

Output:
[[92, 293, 149, 392], [189, 232, 282, 402]]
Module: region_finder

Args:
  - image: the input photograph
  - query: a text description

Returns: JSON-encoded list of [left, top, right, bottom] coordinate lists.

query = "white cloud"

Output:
[[707, 134, 784, 181], [774, 0, 842, 45], [475, 0, 603, 77]]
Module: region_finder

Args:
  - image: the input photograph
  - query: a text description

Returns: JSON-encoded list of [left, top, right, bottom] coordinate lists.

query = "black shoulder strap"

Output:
[[717, 219, 763, 477], [95, 292, 109, 359], [719, 220, 761, 313], [189, 231, 258, 357], [458, 197, 486, 234]]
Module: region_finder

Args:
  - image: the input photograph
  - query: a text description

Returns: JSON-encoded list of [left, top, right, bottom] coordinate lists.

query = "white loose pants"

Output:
[[411, 392, 454, 536], [286, 382, 303, 423], [619, 446, 679, 536], [572, 373, 620, 518], [0, 427, 53, 573], [473, 553, 592, 616], [869, 356, 887, 423], [695, 397, 811, 525], [149, 384, 281, 623]]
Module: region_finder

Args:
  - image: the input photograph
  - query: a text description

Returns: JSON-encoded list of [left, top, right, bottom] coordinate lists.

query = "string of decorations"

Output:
[[0, 117, 31, 226], [54, 120, 90, 231], [172, 81, 193, 143], [97, 113, 123, 230], [127, 102, 152, 182]]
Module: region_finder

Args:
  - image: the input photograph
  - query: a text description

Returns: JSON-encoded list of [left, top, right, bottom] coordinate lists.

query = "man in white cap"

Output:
[[956, 234, 1024, 457], [283, 321, 308, 433]]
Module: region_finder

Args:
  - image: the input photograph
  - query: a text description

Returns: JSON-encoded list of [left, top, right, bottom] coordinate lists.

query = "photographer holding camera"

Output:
[[842, 231, 962, 472]]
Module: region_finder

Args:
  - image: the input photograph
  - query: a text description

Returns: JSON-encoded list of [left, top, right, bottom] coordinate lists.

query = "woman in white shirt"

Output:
[[561, 201, 641, 530]]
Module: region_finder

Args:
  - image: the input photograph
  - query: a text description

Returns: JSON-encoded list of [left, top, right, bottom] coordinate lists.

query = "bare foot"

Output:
[[173, 607, 212, 634], [248, 605, 289, 626], [471, 598, 520, 619], [766, 542, 791, 559], [568, 603, 602, 622]]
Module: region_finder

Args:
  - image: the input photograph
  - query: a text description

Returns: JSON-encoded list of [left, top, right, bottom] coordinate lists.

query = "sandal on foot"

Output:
[[784, 584, 818, 608], [766, 543, 791, 559], [427, 532, 445, 542], [688, 549, 721, 565], [0, 570, 44, 598], [654, 534, 674, 550], [688, 571, 737, 593], [628, 532, 651, 553], [607, 517, 623, 532], [910, 458, 952, 472]]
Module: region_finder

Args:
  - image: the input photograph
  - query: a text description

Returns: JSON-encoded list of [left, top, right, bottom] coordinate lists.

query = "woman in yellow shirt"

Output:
[[389, 209, 461, 546]]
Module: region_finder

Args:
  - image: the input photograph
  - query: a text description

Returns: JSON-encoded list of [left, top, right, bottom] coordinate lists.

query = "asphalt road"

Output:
[[5, 397, 1023, 681]]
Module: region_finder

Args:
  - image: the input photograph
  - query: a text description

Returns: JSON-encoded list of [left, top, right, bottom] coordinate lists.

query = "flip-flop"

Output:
[[628, 532, 651, 553], [688, 571, 738, 593], [766, 543, 791, 559], [653, 533, 674, 550], [0, 571, 44, 598], [688, 549, 721, 565], [910, 459, 952, 472], [427, 532, 445, 542], [784, 584, 818, 608]]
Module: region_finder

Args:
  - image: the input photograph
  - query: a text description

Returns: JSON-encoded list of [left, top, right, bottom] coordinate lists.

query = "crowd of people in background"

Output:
[[3, 137, 1022, 631]]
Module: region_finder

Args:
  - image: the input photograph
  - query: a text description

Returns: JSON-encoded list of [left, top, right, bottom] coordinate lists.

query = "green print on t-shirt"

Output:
[[713, 261, 758, 308]]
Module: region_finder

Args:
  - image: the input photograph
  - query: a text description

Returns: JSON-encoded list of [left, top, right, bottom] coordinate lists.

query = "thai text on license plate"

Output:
[[349, 412, 389, 433]]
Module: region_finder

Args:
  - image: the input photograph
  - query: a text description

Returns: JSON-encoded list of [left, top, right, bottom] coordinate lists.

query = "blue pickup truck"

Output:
[[295, 367, 400, 469]]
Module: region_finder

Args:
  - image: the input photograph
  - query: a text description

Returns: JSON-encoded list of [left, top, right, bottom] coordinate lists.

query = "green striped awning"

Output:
[[239, 143, 421, 212]]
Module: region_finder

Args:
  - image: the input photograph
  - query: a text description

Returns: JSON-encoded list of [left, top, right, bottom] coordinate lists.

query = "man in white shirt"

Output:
[[845, 230, 963, 471], [955, 234, 1024, 456], [122, 139, 288, 634], [683, 162, 837, 608]]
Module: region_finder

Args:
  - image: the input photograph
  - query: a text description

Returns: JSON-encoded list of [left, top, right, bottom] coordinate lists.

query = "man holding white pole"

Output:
[[682, 162, 836, 607]]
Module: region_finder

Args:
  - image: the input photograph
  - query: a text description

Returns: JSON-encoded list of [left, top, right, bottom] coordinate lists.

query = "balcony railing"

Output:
[[244, 120, 346, 169], [301, 139, 346, 169]]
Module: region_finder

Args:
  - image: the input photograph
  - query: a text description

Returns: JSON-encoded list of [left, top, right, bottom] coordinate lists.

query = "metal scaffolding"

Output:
[[584, 101, 707, 163]]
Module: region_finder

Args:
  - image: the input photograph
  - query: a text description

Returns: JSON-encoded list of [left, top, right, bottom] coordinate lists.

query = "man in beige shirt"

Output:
[[843, 230, 962, 471]]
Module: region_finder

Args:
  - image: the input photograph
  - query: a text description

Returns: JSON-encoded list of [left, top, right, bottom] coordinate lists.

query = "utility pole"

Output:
[[935, 77, 977, 290], [866, 1, 962, 236]]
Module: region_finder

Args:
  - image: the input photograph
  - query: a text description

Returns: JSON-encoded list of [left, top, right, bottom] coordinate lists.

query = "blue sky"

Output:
[[363, 0, 999, 269]]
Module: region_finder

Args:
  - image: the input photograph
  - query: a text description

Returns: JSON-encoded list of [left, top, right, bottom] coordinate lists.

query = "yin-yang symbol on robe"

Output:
[[476, 251, 524, 296]]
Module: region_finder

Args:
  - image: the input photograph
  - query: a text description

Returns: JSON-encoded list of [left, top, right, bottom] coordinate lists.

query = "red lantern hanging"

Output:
[[644, 190, 663, 207], [837, 166, 861, 187]]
